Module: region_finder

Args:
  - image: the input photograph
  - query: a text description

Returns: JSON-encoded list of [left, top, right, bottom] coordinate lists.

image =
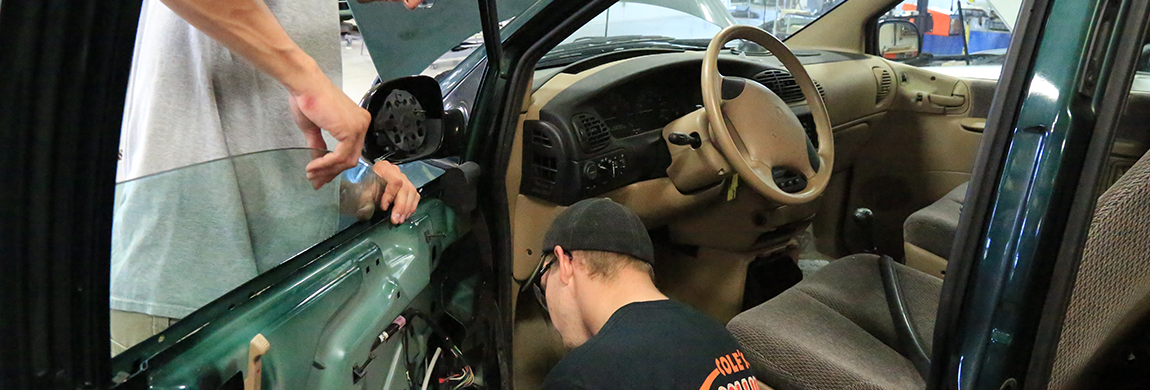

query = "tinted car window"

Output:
[[881, 0, 1021, 79], [110, 148, 380, 353]]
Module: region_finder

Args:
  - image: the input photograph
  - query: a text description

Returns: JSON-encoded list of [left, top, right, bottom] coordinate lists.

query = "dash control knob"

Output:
[[582, 162, 600, 181]]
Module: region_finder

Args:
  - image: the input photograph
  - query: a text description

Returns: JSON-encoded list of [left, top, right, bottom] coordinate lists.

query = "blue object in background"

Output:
[[968, 30, 1012, 53], [924, 34, 966, 55], [924, 30, 1012, 56]]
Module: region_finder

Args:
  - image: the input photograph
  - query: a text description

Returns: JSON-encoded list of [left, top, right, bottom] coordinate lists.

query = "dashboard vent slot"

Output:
[[531, 155, 559, 195], [814, 81, 826, 101], [753, 69, 819, 105], [874, 67, 893, 103], [531, 128, 553, 148], [572, 113, 610, 152]]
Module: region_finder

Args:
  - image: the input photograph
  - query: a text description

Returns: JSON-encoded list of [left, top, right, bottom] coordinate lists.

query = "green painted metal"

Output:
[[131, 200, 462, 389], [949, 0, 1115, 386]]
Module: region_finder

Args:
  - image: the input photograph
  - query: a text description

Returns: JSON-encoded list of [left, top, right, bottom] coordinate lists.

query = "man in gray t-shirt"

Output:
[[111, 0, 421, 355]]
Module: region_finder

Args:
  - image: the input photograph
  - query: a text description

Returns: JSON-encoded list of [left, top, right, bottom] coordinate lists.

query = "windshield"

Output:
[[349, 0, 850, 79], [539, 0, 849, 69], [110, 148, 386, 350]]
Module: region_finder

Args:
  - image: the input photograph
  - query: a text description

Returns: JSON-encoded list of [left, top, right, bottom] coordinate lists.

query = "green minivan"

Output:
[[3, 0, 1149, 388]]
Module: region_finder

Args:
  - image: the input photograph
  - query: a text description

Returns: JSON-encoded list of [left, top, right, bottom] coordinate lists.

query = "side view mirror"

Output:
[[361, 75, 456, 163], [878, 20, 922, 61]]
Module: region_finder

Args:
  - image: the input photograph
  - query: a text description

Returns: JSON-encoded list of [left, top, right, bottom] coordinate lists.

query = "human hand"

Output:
[[373, 161, 421, 224], [356, 0, 422, 10], [338, 172, 382, 221], [288, 74, 370, 190]]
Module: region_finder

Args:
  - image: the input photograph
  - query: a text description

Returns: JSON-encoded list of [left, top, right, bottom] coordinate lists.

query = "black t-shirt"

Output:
[[541, 300, 761, 390]]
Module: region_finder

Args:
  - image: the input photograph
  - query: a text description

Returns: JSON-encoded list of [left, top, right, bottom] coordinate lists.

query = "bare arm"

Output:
[[158, 0, 419, 188]]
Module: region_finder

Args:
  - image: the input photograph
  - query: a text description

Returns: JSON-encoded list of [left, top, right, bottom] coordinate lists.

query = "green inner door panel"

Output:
[[133, 200, 462, 389]]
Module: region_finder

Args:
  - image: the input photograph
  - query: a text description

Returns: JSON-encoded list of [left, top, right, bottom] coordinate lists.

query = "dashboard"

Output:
[[597, 77, 701, 139], [521, 53, 826, 205]]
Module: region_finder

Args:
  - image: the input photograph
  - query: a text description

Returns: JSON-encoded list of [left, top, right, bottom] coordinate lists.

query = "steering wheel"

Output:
[[702, 25, 833, 205]]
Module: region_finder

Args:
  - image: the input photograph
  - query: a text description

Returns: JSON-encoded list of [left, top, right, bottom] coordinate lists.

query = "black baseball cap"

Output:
[[520, 198, 653, 310], [542, 198, 654, 263]]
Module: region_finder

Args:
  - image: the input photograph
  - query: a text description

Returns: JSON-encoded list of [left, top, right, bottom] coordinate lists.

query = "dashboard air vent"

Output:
[[572, 113, 610, 152], [531, 155, 559, 195], [814, 81, 827, 102], [531, 128, 553, 148], [873, 67, 892, 103], [753, 69, 823, 105]]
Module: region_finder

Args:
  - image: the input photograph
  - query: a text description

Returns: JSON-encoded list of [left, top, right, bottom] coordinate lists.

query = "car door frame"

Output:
[[1, 0, 143, 388], [927, 0, 1150, 388], [463, 1, 625, 387]]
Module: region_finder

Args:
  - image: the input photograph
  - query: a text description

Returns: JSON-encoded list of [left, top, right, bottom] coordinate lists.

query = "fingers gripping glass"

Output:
[[523, 252, 558, 312]]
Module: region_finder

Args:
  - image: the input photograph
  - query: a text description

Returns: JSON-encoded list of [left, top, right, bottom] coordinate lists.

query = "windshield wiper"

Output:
[[563, 35, 677, 47], [538, 35, 713, 68]]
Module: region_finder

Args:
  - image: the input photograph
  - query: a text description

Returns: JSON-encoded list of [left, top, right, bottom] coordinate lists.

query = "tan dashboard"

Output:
[[506, 51, 912, 283]]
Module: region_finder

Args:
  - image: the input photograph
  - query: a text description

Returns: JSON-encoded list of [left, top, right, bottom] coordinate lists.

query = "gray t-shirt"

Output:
[[111, 0, 343, 319], [117, 0, 341, 181]]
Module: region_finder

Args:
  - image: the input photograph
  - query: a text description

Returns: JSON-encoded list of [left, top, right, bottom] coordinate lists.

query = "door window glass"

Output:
[[110, 148, 382, 354], [1132, 40, 1150, 93], [879, 0, 1022, 80]]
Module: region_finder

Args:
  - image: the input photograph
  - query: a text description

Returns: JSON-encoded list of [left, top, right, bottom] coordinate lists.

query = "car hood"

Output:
[[349, 0, 735, 83], [347, 0, 538, 83]]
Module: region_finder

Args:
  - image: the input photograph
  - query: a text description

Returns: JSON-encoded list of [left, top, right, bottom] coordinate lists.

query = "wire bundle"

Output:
[[403, 309, 477, 390], [440, 345, 475, 389]]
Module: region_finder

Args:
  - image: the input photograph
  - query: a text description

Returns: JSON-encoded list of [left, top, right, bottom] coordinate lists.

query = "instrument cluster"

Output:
[[594, 78, 701, 139]]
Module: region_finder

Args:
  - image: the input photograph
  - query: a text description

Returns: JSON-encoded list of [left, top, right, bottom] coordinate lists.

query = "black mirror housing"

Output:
[[361, 75, 446, 163]]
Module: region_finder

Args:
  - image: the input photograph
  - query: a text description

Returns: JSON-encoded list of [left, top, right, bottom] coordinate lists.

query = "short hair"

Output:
[[571, 250, 655, 281]]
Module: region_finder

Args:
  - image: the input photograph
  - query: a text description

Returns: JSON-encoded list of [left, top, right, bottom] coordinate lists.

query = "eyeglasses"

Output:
[[523, 251, 558, 312]]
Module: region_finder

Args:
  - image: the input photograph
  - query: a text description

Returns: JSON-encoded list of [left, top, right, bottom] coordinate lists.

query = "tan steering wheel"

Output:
[[702, 25, 834, 205]]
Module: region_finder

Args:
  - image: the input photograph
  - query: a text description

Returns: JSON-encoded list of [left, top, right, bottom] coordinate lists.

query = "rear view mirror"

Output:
[[878, 20, 922, 61]]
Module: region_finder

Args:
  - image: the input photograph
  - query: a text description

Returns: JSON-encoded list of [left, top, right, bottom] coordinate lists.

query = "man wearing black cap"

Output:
[[524, 198, 762, 390]]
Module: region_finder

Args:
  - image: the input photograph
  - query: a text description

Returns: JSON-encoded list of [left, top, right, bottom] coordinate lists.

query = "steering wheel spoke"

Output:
[[747, 159, 774, 181]]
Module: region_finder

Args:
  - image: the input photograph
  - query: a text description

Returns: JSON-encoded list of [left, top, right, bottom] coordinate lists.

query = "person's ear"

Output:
[[555, 246, 576, 285]]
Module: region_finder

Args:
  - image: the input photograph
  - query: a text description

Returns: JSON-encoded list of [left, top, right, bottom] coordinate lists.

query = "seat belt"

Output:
[[878, 255, 932, 379]]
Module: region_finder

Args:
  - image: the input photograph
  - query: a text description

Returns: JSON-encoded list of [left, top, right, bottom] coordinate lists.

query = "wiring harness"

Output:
[[399, 309, 476, 390]]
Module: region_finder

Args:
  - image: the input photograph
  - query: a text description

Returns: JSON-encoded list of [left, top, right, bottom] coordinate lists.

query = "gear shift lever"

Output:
[[852, 207, 877, 254]]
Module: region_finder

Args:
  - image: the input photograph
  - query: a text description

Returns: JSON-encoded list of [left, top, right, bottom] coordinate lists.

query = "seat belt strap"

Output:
[[878, 255, 932, 379]]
